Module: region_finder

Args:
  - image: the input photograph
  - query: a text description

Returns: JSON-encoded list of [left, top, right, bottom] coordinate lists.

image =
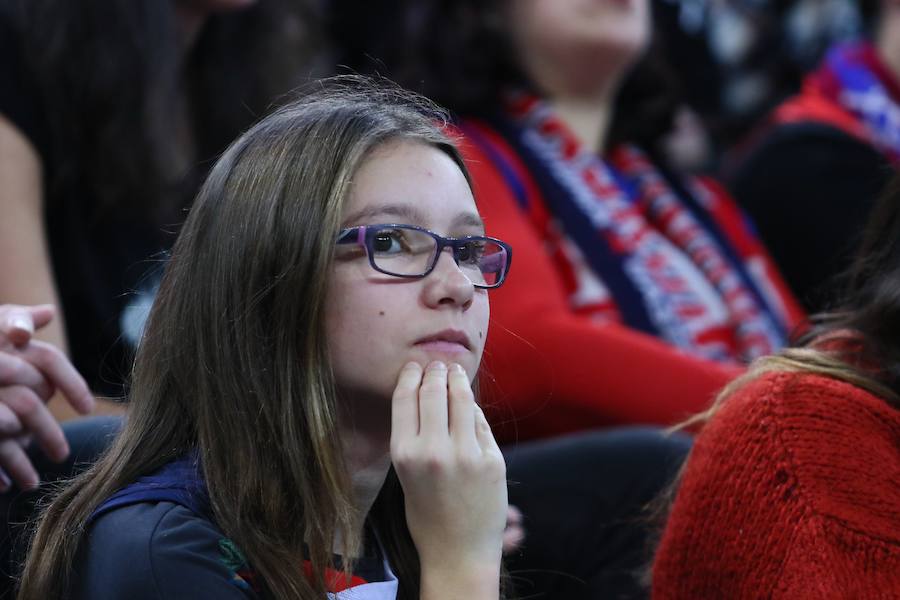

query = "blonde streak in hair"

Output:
[[204, 128, 341, 597], [301, 141, 375, 577], [674, 348, 899, 433]]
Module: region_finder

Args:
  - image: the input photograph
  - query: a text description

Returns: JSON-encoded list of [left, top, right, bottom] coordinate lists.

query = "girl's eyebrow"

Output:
[[453, 213, 485, 233], [341, 203, 423, 227], [341, 203, 485, 233]]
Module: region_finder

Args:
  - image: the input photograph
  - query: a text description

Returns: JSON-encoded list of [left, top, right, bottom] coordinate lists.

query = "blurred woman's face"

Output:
[[509, 0, 651, 98]]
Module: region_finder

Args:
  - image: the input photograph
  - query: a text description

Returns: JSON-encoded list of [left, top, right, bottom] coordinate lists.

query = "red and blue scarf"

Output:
[[775, 40, 900, 163], [462, 94, 797, 362]]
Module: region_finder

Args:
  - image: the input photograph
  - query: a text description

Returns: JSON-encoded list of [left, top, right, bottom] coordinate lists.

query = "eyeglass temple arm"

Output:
[[335, 226, 367, 245]]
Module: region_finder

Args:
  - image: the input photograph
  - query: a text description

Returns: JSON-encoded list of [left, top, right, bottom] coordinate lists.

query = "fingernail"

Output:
[[450, 363, 465, 374], [10, 317, 33, 334], [427, 361, 446, 372]]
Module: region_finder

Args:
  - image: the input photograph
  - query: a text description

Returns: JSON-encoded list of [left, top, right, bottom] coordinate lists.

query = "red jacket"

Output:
[[653, 371, 900, 598]]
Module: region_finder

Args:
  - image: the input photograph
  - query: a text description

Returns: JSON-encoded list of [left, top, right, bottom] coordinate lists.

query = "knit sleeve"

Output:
[[652, 371, 900, 599], [652, 373, 807, 598], [458, 127, 742, 443]]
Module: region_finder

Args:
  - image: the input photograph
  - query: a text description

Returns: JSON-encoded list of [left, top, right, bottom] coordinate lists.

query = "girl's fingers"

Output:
[[447, 363, 476, 447], [417, 361, 449, 437], [391, 362, 424, 442], [474, 404, 500, 455]]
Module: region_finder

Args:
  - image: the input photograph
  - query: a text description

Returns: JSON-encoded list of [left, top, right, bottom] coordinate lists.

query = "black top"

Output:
[[0, 7, 178, 396], [727, 121, 893, 313]]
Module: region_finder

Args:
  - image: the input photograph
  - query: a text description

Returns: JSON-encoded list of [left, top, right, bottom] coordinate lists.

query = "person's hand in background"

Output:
[[0, 304, 94, 490]]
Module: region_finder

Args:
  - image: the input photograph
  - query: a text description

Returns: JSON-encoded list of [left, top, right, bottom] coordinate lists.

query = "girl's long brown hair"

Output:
[[19, 76, 471, 599]]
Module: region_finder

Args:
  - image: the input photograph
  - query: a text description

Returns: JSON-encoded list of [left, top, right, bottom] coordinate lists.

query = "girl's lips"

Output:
[[414, 329, 472, 350], [414, 340, 470, 355]]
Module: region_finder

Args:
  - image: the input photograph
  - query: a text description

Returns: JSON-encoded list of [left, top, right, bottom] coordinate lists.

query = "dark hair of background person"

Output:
[[7, 0, 321, 222], [326, 0, 683, 154], [689, 169, 900, 427], [816, 170, 900, 403]]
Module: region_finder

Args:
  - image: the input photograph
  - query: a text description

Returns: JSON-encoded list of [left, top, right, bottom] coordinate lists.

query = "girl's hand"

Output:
[[391, 361, 506, 598]]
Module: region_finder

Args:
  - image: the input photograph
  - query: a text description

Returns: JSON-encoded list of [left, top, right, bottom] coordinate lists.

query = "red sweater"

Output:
[[457, 125, 802, 443], [653, 371, 900, 598]]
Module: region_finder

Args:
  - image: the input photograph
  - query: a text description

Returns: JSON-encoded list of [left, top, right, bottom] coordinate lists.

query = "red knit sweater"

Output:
[[653, 371, 900, 598]]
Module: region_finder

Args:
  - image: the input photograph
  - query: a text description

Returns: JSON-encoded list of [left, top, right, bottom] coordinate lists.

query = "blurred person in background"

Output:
[[653, 0, 865, 164], [653, 168, 900, 598], [726, 0, 897, 312], [0, 304, 95, 492], [0, 0, 322, 418]]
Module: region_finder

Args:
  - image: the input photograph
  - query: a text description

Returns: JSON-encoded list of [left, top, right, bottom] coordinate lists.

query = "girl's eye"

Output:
[[372, 230, 408, 254], [458, 240, 486, 264]]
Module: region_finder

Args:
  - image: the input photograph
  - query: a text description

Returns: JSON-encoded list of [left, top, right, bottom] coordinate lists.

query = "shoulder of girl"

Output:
[[73, 501, 260, 599]]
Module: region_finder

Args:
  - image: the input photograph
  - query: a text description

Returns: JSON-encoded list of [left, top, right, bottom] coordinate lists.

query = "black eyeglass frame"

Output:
[[335, 223, 513, 289]]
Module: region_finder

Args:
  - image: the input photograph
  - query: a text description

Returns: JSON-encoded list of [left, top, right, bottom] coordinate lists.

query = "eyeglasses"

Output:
[[335, 224, 512, 289]]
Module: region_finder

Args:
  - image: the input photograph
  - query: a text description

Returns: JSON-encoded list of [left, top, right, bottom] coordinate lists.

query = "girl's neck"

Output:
[[338, 416, 392, 553], [549, 93, 615, 155]]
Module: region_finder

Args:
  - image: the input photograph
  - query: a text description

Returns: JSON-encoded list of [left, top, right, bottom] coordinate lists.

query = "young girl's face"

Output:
[[326, 140, 490, 405]]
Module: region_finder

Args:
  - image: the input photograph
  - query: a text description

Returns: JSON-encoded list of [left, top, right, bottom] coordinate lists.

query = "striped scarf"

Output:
[[463, 94, 794, 361]]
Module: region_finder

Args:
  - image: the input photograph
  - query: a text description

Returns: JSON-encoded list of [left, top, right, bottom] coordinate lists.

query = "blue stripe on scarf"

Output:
[[623, 159, 783, 332], [480, 113, 661, 335]]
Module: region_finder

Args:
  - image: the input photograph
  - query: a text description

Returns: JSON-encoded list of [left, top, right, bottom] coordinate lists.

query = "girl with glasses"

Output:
[[18, 77, 510, 599]]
